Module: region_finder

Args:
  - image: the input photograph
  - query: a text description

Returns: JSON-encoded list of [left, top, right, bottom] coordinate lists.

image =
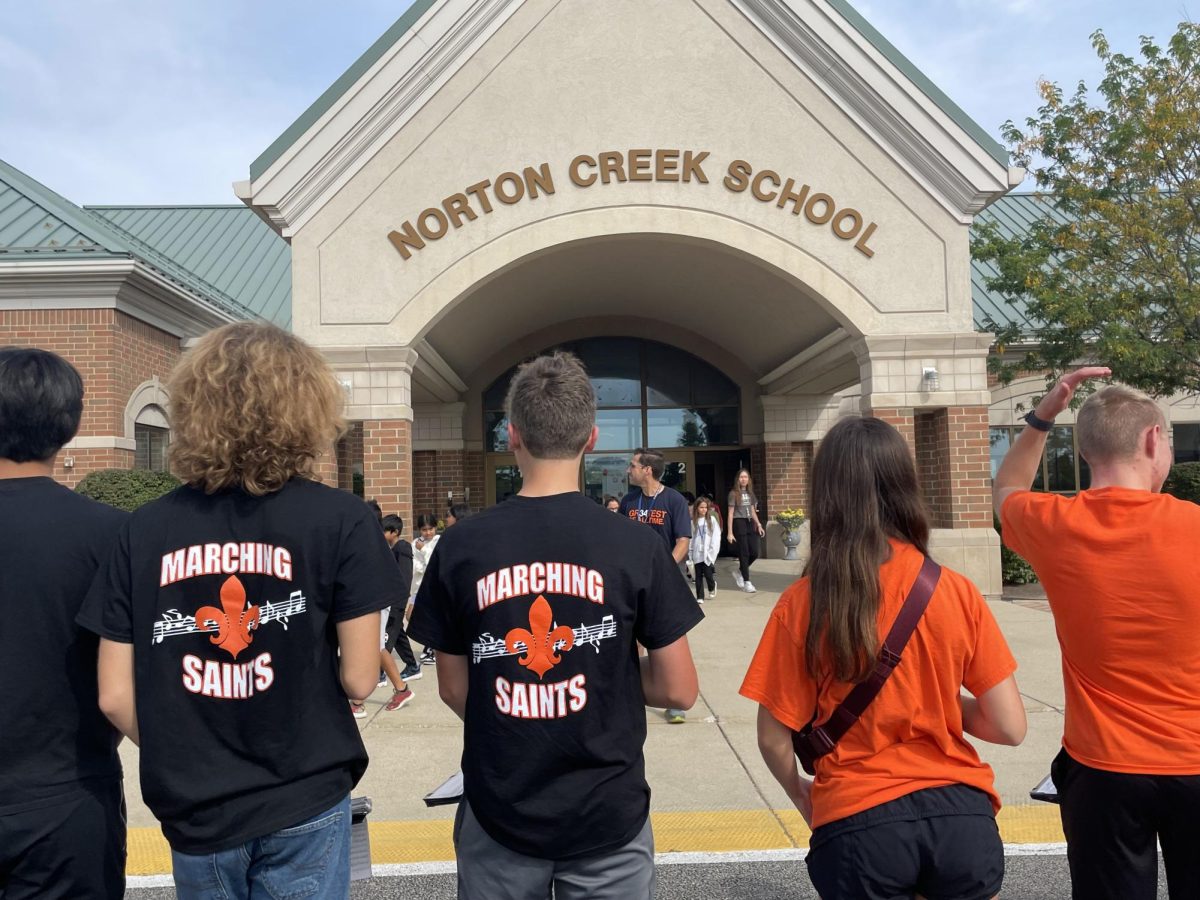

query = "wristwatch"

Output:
[[1023, 410, 1054, 432]]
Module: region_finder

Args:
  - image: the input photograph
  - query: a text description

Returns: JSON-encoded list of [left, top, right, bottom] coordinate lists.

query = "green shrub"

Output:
[[1163, 462, 1200, 504], [994, 513, 1038, 585], [76, 469, 181, 512]]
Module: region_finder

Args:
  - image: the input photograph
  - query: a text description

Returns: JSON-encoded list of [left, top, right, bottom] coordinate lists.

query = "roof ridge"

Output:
[[85, 204, 245, 210], [248, 0, 1011, 180], [0, 156, 133, 255], [823, 0, 1009, 167], [250, 0, 439, 180]]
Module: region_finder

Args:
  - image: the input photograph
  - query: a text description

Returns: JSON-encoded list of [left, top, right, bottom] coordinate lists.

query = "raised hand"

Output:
[[1033, 367, 1113, 422]]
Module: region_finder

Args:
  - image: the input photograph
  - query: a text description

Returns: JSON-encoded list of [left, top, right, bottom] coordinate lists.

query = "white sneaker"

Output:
[[733, 571, 745, 588], [744, 581, 757, 593]]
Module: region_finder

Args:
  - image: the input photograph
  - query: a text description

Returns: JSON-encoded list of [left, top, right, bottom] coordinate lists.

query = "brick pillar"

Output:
[[313, 443, 339, 486], [914, 409, 952, 527], [362, 419, 412, 533], [945, 405, 992, 529], [764, 441, 813, 516]]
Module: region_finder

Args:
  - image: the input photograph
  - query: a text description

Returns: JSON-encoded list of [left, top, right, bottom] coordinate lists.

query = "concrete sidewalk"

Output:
[[121, 560, 1065, 874]]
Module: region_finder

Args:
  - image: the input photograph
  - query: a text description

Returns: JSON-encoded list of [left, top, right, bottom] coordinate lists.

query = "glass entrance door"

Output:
[[660, 450, 694, 497], [486, 454, 522, 506], [582, 453, 630, 505]]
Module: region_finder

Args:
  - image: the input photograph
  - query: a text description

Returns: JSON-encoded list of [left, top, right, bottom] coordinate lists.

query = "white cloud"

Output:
[[0, 0, 1186, 203]]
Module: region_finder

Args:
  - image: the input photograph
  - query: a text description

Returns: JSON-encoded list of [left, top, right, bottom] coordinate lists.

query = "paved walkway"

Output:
[[121, 560, 1066, 877]]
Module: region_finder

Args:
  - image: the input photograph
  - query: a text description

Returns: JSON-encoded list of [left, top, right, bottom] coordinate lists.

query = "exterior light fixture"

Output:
[[922, 367, 940, 392]]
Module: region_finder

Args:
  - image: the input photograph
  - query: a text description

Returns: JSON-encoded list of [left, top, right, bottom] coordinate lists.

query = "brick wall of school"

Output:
[[0, 308, 182, 487], [411, 448, 479, 526], [764, 441, 813, 519], [877, 404, 991, 529], [362, 419, 412, 535], [412, 450, 438, 521]]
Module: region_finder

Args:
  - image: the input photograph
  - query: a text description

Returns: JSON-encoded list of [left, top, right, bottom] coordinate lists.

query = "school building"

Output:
[[3, 0, 1197, 593]]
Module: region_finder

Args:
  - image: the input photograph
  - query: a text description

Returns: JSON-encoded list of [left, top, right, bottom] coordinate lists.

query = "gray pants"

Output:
[[453, 800, 655, 900]]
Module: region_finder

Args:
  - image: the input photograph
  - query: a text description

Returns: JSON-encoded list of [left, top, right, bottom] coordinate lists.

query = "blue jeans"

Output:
[[170, 795, 351, 900]]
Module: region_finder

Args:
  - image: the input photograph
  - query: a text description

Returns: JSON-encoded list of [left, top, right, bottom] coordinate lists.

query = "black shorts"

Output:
[[0, 776, 126, 900], [1052, 747, 1200, 900], [805, 784, 1002, 900], [383, 608, 406, 652]]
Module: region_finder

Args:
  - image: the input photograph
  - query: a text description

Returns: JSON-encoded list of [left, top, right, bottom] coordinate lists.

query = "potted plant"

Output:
[[775, 507, 807, 560]]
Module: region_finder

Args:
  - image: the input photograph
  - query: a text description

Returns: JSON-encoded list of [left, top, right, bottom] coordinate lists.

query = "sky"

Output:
[[0, 0, 1188, 205]]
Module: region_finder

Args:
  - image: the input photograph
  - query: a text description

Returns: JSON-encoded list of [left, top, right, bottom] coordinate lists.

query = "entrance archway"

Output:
[[481, 336, 748, 506]]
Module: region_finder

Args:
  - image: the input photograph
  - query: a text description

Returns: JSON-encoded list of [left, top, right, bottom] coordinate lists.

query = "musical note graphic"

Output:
[[472, 615, 615, 664], [153, 590, 307, 645]]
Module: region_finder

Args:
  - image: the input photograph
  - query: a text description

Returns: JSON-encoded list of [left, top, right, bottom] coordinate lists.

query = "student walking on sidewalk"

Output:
[[79, 323, 402, 900], [742, 416, 1026, 900], [689, 497, 720, 602], [726, 468, 764, 593]]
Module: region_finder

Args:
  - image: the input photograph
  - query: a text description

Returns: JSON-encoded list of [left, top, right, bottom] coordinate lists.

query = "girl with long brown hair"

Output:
[[726, 467, 764, 592], [740, 416, 1026, 900]]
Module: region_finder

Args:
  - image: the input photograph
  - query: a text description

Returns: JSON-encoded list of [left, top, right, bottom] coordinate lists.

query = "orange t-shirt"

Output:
[[739, 540, 1016, 829], [1001, 488, 1200, 774]]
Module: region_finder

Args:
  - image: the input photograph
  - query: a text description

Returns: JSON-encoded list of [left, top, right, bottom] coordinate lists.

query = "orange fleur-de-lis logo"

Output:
[[195, 576, 261, 660], [505, 595, 575, 679]]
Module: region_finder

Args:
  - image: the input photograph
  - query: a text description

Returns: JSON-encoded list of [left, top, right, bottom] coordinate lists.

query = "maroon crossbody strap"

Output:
[[792, 555, 942, 770]]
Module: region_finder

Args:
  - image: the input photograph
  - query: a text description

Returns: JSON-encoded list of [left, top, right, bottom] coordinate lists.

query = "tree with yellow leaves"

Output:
[[974, 22, 1200, 396]]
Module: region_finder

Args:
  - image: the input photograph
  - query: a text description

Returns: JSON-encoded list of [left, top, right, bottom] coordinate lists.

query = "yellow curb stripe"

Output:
[[126, 804, 1065, 874]]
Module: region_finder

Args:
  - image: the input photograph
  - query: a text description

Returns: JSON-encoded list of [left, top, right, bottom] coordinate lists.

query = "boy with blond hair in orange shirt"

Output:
[[996, 367, 1200, 900]]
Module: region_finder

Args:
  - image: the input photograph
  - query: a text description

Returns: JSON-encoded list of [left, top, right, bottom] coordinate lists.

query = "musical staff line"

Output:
[[152, 591, 307, 644], [472, 615, 616, 664]]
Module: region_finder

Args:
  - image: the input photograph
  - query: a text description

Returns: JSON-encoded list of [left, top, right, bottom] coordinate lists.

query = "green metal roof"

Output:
[[0, 157, 124, 258], [87, 206, 292, 327], [249, 0, 438, 181], [0, 156, 266, 323], [249, 0, 1007, 181], [969, 193, 1074, 333]]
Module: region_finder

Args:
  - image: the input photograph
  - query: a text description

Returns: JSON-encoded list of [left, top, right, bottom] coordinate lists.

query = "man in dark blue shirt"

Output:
[[618, 447, 694, 723]]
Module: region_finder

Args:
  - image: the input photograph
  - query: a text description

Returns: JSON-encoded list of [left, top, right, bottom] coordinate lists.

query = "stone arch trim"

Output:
[[400, 206, 880, 345], [124, 377, 172, 441]]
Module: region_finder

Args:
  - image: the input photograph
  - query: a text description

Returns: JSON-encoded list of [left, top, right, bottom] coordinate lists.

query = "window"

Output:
[[483, 338, 740, 453], [1174, 424, 1200, 463], [989, 424, 1085, 493], [135, 424, 169, 472]]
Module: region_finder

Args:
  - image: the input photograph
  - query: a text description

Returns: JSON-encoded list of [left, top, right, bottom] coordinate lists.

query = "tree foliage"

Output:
[[1163, 461, 1200, 503], [76, 468, 181, 512], [973, 23, 1200, 397]]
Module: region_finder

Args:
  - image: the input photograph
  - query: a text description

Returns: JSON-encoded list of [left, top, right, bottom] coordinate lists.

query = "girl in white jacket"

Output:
[[690, 496, 721, 602]]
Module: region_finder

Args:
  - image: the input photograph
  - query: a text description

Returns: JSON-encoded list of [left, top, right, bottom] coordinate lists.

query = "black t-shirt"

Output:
[[618, 485, 691, 556], [407, 492, 702, 860], [76, 478, 401, 853], [0, 477, 127, 811]]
